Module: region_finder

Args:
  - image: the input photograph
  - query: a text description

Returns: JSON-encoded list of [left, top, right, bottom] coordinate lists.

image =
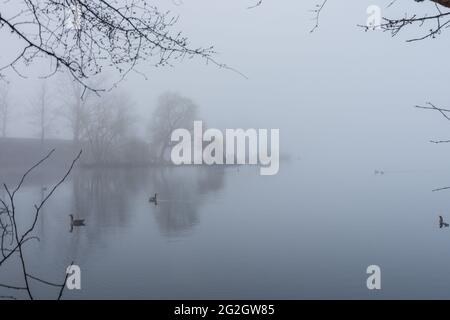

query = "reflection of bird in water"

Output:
[[69, 214, 86, 233], [149, 193, 158, 205], [439, 215, 449, 228]]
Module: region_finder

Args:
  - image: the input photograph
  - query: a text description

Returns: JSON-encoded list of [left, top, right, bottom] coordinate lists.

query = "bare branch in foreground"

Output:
[[247, 1, 263, 10], [432, 186, 450, 192], [0, 1, 217, 94], [360, 1, 450, 42], [415, 103, 450, 145], [0, 150, 82, 300], [310, 0, 328, 33]]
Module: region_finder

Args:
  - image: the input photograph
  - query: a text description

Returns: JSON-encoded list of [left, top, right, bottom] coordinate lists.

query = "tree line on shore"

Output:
[[0, 77, 199, 166]]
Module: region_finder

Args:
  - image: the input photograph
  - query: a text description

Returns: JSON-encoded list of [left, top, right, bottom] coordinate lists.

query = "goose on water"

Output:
[[439, 215, 449, 228], [69, 214, 86, 227], [149, 193, 158, 205]]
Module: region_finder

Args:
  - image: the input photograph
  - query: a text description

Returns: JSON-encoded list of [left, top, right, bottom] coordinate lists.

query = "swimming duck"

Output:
[[69, 214, 86, 227], [149, 193, 158, 205], [439, 215, 449, 228]]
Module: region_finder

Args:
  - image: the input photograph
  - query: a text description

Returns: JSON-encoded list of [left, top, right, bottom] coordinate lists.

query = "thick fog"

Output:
[[2, 0, 450, 300], [2, 0, 450, 174]]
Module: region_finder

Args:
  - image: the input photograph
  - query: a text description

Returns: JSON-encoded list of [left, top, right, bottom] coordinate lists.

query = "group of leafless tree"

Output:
[[0, 77, 198, 166], [0, 77, 131, 162], [0, 0, 212, 166], [0, 1, 209, 300], [0, 82, 52, 143]]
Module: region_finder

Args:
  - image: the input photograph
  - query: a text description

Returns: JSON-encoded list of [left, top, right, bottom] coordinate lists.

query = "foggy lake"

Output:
[[2, 0, 450, 303], [2, 158, 450, 299]]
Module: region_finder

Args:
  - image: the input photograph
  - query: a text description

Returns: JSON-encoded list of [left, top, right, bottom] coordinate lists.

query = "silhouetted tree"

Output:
[[29, 82, 53, 147], [0, 84, 9, 138], [84, 91, 133, 164], [148, 92, 198, 163], [56, 75, 98, 145]]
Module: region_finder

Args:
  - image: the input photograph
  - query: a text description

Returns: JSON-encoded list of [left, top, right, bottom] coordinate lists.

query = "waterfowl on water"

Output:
[[439, 215, 449, 228], [69, 214, 86, 227], [149, 193, 158, 205]]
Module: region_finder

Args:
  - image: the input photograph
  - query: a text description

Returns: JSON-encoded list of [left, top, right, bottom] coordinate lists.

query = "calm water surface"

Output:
[[2, 159, 450, 299]]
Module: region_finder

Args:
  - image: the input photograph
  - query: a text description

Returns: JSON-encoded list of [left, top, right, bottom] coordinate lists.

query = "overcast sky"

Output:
[[2, 0, 450, 172]]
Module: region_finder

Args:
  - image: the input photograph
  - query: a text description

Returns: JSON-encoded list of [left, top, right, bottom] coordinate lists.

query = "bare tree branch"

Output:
[[0, 1, 217, 94], [359, 0, 450, 42], [310, 0, 328, 33], [0, 149, 82, 300], [415, 102, 450, 121], [247, 0, 263, 10]]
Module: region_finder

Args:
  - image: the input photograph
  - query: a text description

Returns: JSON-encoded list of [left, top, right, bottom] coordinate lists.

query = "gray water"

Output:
[[2, 160, 450, 300]]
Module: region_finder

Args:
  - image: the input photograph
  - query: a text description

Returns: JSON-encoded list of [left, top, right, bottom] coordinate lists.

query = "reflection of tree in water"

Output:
[[69, 166, 225, 239], [72, 168, 149, 239], [197, 167, 226, 195], [150, 167, 225, 237]]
